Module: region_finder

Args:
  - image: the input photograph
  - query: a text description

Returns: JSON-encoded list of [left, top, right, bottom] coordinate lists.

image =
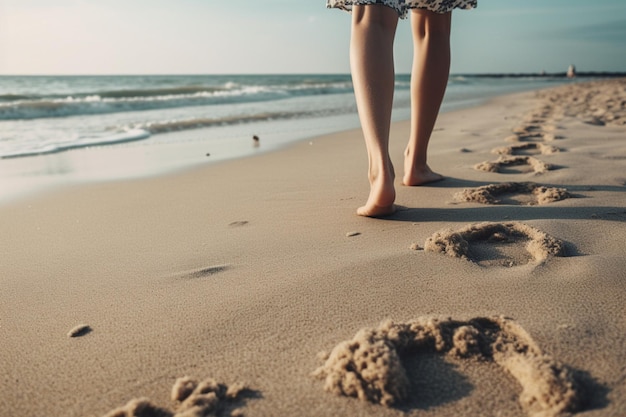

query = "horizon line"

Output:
[[1, 71, 626, 77]]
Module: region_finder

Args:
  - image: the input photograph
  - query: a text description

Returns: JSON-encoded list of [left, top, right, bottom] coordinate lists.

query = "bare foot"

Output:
[[402, 164, 444, 186], [357, 202, 396, 217], [357, 171, 396, 217]]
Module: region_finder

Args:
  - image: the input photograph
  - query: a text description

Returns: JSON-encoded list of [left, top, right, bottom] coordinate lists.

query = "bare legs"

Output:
[[350, 6, 452, 216], [350, 5, 398, 217], [403, 10, 451, 186]]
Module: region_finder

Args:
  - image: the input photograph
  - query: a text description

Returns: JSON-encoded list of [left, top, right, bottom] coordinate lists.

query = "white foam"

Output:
[[0, 129, 150, 159]]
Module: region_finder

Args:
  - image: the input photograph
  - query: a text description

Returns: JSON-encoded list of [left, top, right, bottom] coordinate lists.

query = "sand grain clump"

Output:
[[103, 398, 171, 417], [104, 377, 250, 417], [314, 317, 582, 416]]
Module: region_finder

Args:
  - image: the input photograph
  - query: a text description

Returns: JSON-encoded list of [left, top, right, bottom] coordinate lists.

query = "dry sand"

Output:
[[1, 78, 625, 417]]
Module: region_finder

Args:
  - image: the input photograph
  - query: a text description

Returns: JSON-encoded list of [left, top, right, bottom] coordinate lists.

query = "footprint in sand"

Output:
[[541, 132, 561, 142], [513, 124, 543, 134], [505, 132, 561, 143], [529, 104, 552, 117], [474, 156, 553, 175], [492, 143, 560, 157], [67, 324, 92, 338], [228, 221, 249, 227], [423, 222, 565, 267], [173, 265, 230, 280], [104, 377, 254, 417], [505, 133, 543, 143], [508, 124, 562, 143], [454, 182, 571, 206], [314, 316, 586, 417]]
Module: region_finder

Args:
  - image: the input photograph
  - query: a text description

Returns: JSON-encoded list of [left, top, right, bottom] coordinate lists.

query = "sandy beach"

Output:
[[1, 78, 625, 417]]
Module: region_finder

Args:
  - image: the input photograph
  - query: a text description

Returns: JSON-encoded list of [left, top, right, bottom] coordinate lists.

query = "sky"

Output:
[[0, 0, 625, 75]]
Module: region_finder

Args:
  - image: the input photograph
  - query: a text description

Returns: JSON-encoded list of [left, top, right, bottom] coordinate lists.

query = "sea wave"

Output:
[[96, 85, 225, 99], [0, 74, 577, 161], [0, 110, 309, 159], [0, 80, 354, 121], [135, 111, 306, 134], [0, 129, 150, 159]]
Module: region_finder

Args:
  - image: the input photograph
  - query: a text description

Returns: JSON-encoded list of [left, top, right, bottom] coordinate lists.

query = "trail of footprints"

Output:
[[102, 88, 622, 416], [104, 318, 590, 417], [311, 91, 609, 415], [437, 99, 575, 268], [475, 102, 563, 175], [315, 88, 616, 414]]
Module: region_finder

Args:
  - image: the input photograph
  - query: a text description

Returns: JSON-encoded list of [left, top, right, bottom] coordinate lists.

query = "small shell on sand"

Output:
[[346, 231, 360, 237], [67, 324, 91, 338]]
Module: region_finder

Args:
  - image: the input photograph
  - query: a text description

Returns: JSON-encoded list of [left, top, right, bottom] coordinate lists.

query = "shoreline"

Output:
[[0, 77, 575, 207], [2, 78, 625, 417]]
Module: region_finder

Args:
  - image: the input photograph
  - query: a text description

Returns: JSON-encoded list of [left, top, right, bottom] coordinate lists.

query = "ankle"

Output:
[[368, 159, 395, 184]]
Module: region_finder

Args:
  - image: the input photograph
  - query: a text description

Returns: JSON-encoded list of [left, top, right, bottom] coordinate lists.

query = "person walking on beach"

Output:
[[327, 0, 476, 217]]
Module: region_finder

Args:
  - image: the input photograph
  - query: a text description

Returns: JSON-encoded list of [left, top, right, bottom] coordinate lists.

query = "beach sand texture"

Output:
[[1, 79, 625, 416]]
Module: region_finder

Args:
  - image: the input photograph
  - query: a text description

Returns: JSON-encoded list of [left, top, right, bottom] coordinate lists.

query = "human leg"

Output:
[[403, 9, 451, 186], [350, 4, 399, 216]]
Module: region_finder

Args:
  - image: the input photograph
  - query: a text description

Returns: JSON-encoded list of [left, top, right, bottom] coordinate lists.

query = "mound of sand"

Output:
[[104, 377, 249, 417]]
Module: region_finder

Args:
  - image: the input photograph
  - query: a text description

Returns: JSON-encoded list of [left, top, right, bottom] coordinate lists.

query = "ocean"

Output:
[[0, 74, 575, 202]]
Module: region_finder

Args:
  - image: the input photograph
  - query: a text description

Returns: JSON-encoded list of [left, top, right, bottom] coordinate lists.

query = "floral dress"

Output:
[[327, 0, 477, 18]]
